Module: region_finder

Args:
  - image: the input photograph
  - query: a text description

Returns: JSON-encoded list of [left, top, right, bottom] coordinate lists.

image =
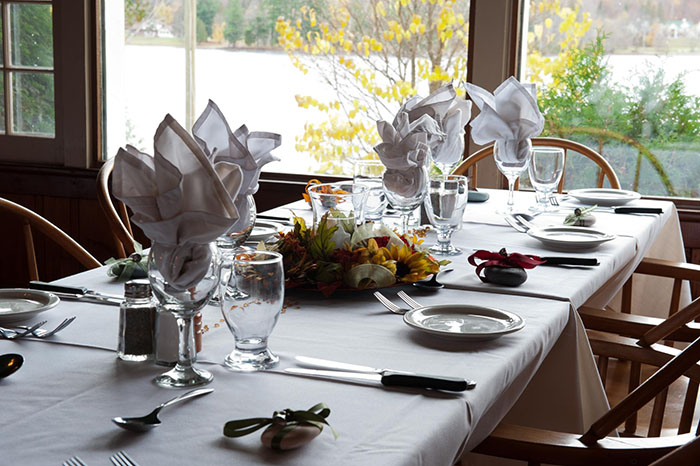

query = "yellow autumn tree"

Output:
[[276, 0, 590, 174]]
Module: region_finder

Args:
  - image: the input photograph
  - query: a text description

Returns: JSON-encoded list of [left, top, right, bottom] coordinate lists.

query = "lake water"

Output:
[[116, 46, 700, 184]]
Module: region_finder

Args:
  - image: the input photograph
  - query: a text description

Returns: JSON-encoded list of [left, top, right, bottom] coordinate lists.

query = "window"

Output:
[[522, 0, 700, 198], [0, 1, 95, 167]]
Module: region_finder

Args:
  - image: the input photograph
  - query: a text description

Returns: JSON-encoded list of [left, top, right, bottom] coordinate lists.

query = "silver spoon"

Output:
[[412, 268, 453, 290], [0, 353, 23, 379], [112, 388, 213, 432]]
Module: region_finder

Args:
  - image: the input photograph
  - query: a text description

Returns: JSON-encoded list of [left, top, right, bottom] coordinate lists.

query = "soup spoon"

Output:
[[412, 269, 453, 290], [112, 388, 213, 432], [0, 353, 23, 379]]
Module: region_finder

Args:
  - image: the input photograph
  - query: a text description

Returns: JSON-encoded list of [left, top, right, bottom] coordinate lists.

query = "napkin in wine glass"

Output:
[[192, 100, 281, 232], [112, 114, 242, 290], [464, 76, 544, 146]]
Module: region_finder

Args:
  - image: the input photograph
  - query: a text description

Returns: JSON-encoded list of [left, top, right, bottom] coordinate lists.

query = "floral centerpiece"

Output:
[[263, 214, 448, 296]]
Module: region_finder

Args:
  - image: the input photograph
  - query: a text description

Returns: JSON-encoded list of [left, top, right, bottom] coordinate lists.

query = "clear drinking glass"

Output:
[[528, 147, 564, 212], [382, 166, 429, 235], [494, 138, 532, 213], [424, 174, 469, 255], [148, 242, 220, 388], [220, 250, 284, 371], [353, 159, 387, 222], [307, 182, 368, 230]]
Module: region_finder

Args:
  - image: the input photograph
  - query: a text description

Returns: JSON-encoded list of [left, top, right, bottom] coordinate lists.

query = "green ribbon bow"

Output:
[[564, 205, 597, 226], [104, 242, 148, 281], [223, 402, 337, 450]]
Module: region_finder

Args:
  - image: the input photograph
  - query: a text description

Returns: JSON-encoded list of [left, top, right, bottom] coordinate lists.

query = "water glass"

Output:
[[353, 159, 387, 222], [307, 182, 368, 231], [528, 147, 564, 212], [424, 175, 469, 255], [494, 138, 532, 213], [220, 250, 284, 371], [383, 166, 429, 235]]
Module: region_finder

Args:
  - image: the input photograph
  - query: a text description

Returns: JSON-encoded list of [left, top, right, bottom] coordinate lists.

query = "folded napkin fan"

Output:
[[464, 76, 544, 146], [112, 114, 243, 290], [192, 99, 281, 233]]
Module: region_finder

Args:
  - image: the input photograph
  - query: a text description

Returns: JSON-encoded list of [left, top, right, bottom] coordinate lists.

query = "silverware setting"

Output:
[[109, 451, 140, 466], [62, 456, 87, 466], [550, 196, 662, 214], [397, 291, 422, 310], [0, 320, 46, 339], [28, 281, 123, 306], [373, 291, 411, 315], [14, 316, 76, 338], [112, 388, 214, 432]]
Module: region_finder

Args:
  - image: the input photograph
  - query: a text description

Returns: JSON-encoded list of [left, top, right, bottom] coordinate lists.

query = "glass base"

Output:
[[155, 365, 213, 388], [223, 348, 279, 372], [429, 244, 462, 256]]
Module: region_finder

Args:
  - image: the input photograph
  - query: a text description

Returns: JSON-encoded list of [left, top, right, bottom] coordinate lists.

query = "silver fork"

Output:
[[397, 291, 423, 310], [109, 450, 140, 466], [373, 291, 410, 315], [62, 456, 87, 466], [16, 316, 76, 338], [549, 196, 559, 207], [0, 320, 47, 339]]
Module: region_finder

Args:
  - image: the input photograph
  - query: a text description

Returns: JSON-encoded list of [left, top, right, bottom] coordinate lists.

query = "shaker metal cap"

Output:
[[124, 279, 151, 298]]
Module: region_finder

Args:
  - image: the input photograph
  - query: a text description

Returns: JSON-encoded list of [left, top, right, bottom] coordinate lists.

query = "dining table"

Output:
[[0, 189, 689, 465]]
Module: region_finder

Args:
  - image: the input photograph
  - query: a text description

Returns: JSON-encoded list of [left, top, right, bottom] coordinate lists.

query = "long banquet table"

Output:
[[0, 190, 688, 465]]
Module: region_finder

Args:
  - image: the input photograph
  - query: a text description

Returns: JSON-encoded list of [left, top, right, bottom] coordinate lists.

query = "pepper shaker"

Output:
[[117, 279, 156, 361]]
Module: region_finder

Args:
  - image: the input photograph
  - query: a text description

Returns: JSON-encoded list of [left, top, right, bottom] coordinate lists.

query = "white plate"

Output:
[[403, 304, 525, 341], [527, 226, 615, 251], [0, 289, 60, 323], [248, 221, 284, 241], [568, 188, 641, 206]]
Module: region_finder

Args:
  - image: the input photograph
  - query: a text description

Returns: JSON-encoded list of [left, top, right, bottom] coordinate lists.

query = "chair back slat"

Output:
[[639, 298, 700, 347], [622, 276, 633, 314], [647, 388, 669, 437], [678, 380, 699, 434], [97, 158, 137, 257], [580, 336, 700, 445], [597, 355, 609, 388], [623, 360, 643, 436], [22, 221, 39, 281]]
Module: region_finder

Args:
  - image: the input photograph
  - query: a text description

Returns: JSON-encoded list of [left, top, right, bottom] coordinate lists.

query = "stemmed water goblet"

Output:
[[424, 174, 469, 255], [219, 249, 284, 371], [148, 242, 221, 388], [382, 166, 429, 235], [528, 147, 564, 212], [494, 138, 532, 213]]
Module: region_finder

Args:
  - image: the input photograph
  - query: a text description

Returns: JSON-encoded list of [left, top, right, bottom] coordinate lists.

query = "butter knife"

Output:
[[289, 356, 475, 391]]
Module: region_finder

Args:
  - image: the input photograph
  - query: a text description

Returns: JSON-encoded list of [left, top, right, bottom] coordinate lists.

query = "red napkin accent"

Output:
[[468, 248, 546, 283]]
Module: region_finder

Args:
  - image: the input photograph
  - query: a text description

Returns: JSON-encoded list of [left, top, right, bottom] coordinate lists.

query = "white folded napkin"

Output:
[[464, 76, 544, 145], [192, 100, 281, 233], [112, 114, 243, 290]]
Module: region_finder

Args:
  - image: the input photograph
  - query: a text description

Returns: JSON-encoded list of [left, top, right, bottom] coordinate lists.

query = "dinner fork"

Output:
[[0, 320, 47, 339], [549, 196, 559, 207], [396, 291, 423, 310], [16, 316, 76, 338], [109, 450, 140, 466], [373, 292, 410, 315], [62, 456, 87, 466]]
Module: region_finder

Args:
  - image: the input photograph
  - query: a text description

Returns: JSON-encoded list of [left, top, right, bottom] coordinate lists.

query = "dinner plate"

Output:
[[0, 289, 60, 323], [568, 188, 641, 206], [248, 221, 284, 241], [527, 226, 615, 251], [403, 304, 525, 341]]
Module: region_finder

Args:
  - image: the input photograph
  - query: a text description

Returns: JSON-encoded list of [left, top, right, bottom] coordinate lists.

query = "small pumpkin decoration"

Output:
[[468, 248, 545, 287]]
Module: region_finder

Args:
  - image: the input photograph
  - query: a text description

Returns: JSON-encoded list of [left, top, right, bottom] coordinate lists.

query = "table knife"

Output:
[[289, 356, 475, 391], [540, 257, 599, 267], [610, 207, 663, 214], [29, 281, 123, 306]]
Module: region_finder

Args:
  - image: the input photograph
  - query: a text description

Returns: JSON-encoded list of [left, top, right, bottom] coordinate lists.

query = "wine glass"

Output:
[[148, 242, 220, 388], [382, 166, 429, 235], [212, 194, 257, 303], [219, 249, 284, 371], [424, 174, 469, 255], [528, 147, 564, 212], [494, 138, 532, 213]]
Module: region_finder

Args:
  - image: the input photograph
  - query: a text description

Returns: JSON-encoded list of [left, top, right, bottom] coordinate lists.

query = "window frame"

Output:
[[0, 0, 97, 168]]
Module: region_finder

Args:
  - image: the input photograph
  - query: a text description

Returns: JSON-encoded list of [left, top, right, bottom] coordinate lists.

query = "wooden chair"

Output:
[[97, 157, 137, 258], [474, 329, 700, 465], [453, 137, 621, 190], [0, 197, 101, 281], [650, 434, 700, 465]]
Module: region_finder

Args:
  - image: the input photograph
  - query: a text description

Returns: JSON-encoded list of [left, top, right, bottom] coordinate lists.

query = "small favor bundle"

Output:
[[468, 248, 545, 287]]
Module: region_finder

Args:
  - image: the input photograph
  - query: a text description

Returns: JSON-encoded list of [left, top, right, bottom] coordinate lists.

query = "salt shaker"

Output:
[[117, 279, 156, 361]]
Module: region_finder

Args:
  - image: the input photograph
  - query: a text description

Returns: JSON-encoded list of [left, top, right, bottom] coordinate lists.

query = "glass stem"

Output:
[[401, 212, 410, 235], [436, 228, 453, 253], [507, 177, 516, 208], [176, 315, 196, 370]]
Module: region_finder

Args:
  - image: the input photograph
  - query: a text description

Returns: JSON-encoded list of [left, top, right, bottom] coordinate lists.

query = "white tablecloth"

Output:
[[1, 190, 686, 465]]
